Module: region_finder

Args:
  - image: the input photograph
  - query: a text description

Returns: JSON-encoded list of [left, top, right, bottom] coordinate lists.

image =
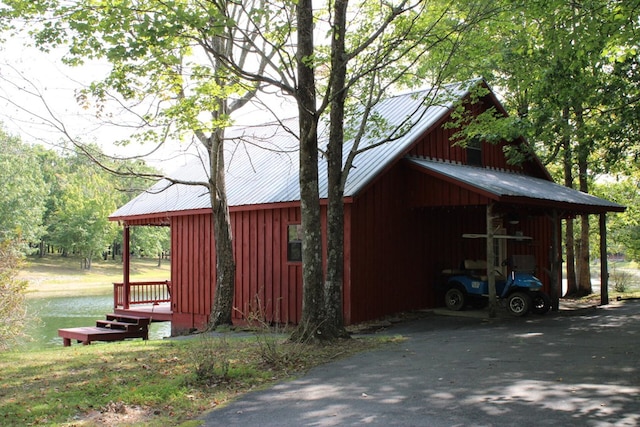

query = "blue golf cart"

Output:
[[443, 255, 551, 316]]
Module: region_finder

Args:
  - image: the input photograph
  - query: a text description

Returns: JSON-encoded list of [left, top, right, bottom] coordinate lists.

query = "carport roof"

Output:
[[406, 157, 625, 214]]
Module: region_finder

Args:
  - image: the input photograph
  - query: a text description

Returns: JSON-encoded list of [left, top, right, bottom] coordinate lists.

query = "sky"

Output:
[[0, 30, 295, 174], [0, 34, 192, 173]]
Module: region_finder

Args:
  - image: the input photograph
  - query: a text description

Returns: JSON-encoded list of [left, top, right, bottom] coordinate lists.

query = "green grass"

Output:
[[0, 332, 390, 426], [5, 255, 394, 426], [20, 254, 170, 298], [8, 308, 396, 427]]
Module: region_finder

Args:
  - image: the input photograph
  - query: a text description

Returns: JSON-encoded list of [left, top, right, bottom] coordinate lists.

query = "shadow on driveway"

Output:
[[201, 301, 640, 426]]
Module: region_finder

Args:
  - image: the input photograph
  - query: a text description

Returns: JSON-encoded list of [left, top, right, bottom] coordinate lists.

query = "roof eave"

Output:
[[498, 195, 626, 215]]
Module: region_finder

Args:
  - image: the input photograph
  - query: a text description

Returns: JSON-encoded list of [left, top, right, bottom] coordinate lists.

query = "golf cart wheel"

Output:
[[506, 292, 531, 317], [445, 287, 466, 311], [531, 291, 551, 314]]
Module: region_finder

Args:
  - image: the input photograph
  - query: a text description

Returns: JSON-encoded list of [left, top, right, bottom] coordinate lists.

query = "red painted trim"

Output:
[[123, 226, 130, 310]]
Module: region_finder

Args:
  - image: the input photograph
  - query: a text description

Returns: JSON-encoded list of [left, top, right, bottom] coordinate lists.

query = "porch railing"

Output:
[[114, 280, 172, 308]]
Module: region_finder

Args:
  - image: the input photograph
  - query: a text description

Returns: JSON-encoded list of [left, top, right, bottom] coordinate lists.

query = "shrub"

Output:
[[244, 296, 315, 372], [0, 240, 29, 351], [611, 269, 633, 293], [188, 334, 232, 385]]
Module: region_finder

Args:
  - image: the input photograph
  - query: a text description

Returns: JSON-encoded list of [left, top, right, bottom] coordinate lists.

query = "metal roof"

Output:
[[113, 79, 623, 220], [406, 157, 625, 213], [111, 80, 476, 220]]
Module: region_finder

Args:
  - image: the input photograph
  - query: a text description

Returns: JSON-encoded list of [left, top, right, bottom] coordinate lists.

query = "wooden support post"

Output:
[[600, 213, 609, 306], [487, 203, 497, 318], [123, 225, 131, 310], [549, 210, 560, 311]]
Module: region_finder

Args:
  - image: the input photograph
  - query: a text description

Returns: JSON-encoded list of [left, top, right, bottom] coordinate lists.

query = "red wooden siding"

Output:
[[348, 165, 555, 324], [407, 168, 492, 207], [231, 205, 304, 325], [348, 164, 493, 323], [169, 205, 305, 334], [406, 95, 533, 174], [348, 164, 429, 323], [345, 94, 556, 323], [512, 215, 553, 293], [171, 213, 215, 333]]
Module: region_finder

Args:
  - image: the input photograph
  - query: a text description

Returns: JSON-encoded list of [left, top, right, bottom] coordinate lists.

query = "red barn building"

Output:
[[109, 80, 624, 335]]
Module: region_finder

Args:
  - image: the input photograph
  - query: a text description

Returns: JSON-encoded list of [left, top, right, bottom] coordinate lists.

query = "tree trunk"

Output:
[[209, 128, 236, 328], [576, 105, 592, 296], [576, 215, 592, 296], [323, 0, 349, 339], [292, 0, 325, 342], [564, 219, 578, 296], [561, 107, 577, 297]]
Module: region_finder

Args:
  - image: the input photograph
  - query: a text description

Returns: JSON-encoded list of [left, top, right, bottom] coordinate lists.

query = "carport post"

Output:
[[549, 210, 560, 311], [600, 213, 609, 306], [487, 203, 497, 318]]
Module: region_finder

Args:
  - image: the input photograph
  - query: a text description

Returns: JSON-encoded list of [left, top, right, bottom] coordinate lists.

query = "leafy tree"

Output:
[[130, 226, 170, 266], [319, 0, 500, 336], [0, 239, 29, 351], [1, 0, 278, 326], [461, 0, 640, 296], [32, 144, 66, 256], [0, 127, 48, 245], [593, 177, 640, 262], [48, 161, 119, 268]]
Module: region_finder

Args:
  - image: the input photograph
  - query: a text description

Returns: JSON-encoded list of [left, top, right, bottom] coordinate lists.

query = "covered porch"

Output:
[[113, 216, 173, 323], [113, 280, 172, 321]]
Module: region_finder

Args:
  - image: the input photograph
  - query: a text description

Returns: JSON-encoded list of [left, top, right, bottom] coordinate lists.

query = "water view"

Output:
[[25, 294, 171, 350]]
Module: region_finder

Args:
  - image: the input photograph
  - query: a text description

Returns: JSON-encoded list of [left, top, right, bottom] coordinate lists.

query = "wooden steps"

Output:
[[58, 314, 151, 346]]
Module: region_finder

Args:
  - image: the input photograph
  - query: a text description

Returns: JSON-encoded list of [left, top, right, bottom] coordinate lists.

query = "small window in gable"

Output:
[[287, 224, 303, 262], [467, 137, 482, 166]]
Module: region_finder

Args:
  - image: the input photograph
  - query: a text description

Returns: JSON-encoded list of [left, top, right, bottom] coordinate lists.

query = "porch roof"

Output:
[[406, 157, 625, 214]]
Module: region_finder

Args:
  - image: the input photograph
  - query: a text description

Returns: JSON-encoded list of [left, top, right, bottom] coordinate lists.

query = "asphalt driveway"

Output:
[[200, 301, 640, 426]]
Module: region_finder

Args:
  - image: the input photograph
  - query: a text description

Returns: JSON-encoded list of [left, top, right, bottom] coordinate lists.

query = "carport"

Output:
[[407, 157, 626, 315]]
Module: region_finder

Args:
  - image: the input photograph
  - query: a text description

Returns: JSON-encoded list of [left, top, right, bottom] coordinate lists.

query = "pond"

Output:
[[24, 294, 171, 350]]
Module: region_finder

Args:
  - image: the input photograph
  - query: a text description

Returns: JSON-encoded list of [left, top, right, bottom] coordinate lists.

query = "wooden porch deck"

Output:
[[113, 303, 172, 322], [113, 281, 172, 321], [57, 280, 173, 346]]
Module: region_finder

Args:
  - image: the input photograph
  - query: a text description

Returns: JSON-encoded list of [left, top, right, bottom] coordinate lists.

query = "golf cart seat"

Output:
[[463, 259, 488, 281]]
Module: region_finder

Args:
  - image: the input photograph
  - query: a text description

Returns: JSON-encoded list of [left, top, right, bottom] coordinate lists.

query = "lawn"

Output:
[[0, 332, 387, 426], [19, 254, 170, 298], [5, 254, 392, 426]]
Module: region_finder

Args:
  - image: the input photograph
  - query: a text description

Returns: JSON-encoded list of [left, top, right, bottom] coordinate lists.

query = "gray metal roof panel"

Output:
[[406, 157, 625, 211], [110, 80, 480, 219]]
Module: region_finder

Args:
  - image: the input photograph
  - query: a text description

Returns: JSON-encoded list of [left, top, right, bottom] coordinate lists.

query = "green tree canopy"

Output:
[[47, 160, 119, 267], [0, 128, 48, 244]]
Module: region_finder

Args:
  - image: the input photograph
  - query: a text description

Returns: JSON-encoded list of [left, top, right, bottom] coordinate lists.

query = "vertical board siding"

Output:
[[233, 205, 303, 325], [349, 165, 429, 323], [171, 214, 215, 335], [408, 96, 526, 173], [516, 215, 552, 293], [346, 93, 555, 324], [170, 205, 304, 333]]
